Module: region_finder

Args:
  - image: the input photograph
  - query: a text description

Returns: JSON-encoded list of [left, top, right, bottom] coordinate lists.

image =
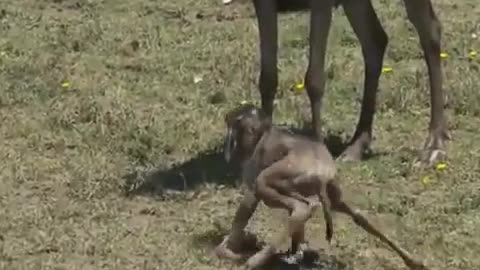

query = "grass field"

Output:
[[1, 0, 480, 269]]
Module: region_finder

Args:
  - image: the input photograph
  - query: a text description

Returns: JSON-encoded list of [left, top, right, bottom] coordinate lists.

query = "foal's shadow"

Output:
[[262, 251, 346, 270], [121, 125, 383, 198], [121, 144, 240, 198], [192, 229, 346, 270]]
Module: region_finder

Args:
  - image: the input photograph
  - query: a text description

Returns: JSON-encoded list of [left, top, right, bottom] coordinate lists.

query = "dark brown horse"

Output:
[[252, 0, 450, 164]]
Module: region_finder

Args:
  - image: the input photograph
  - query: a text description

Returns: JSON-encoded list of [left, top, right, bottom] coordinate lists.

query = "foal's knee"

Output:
[[290, 201, 312, 223]]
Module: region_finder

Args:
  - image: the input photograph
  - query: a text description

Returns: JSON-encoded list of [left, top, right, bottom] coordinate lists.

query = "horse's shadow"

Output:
[[121, 125, 383, 198], [237, 0, 341, 13], [276, 0, 311, 12]]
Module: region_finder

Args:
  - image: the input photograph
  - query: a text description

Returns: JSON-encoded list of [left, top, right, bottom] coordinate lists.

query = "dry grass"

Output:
[[1, 0, 480, 269]]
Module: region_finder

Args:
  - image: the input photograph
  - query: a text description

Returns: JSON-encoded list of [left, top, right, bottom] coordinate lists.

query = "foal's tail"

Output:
[[318, 183, 334, 243]]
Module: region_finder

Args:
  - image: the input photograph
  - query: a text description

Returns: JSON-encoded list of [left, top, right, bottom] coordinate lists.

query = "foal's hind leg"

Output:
[[327, 182, 427, 270], [245, 199, 312, 269]]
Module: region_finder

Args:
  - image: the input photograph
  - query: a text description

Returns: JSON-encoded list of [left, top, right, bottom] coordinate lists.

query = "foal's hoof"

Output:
[[215, 232, 260, 262], [404, 257, 429, 270], [214, 236, 244, 261], [280, 253, 303, 265], [284, 243, 320, 266], [245, 246, 275, 269]]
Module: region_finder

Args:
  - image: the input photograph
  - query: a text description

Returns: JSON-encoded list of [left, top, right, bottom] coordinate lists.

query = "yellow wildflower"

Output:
[[240, 100, 248, 105], [469, 50, 477, 58], [381, 67, 393, 73], [435, 162, 447, 171], [294, 82, 305, 93], [421, 176, 432, 185], [440, 52, 448, 59], [61, 82, 71, 88]]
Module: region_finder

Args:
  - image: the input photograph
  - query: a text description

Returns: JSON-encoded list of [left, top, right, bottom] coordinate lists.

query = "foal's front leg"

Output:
[[245, 160, 311, 269], [215, 190, 260, 261], [245, 199, 312, 269]]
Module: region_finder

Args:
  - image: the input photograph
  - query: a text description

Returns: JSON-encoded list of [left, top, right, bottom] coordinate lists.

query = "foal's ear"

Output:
[[224, 113, 251, 162], [223, 124, 236, 163]]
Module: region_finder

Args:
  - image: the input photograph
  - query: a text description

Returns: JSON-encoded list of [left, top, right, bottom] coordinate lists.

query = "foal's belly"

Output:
[[259, 184, 318, 210], [293, 183, 319, 197]]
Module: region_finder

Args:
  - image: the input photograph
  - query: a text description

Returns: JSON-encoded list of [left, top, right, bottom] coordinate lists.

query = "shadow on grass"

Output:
[[121, 146, 240, 198], [122, 125, 385, 198], [276, 0, 310, 13], [267, 0, 342, 13], [260, 251, 346, 270], [191, 229, 346, 270]]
